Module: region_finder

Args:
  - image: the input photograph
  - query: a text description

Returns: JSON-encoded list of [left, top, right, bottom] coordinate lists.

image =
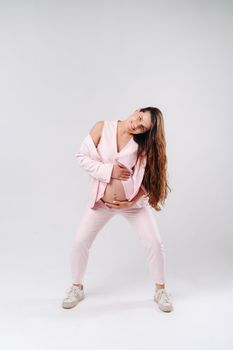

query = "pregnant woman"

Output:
[[62, 107, 174, 312]]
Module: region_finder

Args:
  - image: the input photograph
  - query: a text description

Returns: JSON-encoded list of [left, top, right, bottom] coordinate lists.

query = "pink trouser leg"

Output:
[[121, 205, 166, 284], [70, 202, 115, 284], [70, 200, 166, 285]]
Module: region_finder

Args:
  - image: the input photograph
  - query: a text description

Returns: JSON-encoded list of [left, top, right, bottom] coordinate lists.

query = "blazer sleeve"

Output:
[[75, 134, 114, 183]]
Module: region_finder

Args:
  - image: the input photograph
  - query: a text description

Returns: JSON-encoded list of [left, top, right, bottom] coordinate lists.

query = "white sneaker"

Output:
[[154, 288, 173, 312], [62, 285, 85, 309]]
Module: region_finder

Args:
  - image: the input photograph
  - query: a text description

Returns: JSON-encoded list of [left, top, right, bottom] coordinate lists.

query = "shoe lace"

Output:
[[157, 289, 172, 304], [65, 286, 81, 300]]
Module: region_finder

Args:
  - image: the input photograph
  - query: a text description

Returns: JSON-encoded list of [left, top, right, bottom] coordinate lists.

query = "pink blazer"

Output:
[[75, 133, 148, 208]]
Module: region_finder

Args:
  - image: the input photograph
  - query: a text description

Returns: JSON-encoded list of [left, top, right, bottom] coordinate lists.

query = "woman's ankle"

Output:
[[155, 283, 165, 291]]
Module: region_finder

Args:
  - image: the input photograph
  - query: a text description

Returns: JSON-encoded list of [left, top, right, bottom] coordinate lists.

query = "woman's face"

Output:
[[126, 109, 152, 135]]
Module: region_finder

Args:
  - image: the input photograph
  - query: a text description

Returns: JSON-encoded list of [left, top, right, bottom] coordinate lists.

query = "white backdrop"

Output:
[[0, 0, 232, 349]]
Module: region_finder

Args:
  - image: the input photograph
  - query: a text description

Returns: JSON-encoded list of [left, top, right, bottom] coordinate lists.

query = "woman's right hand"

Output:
[[111, 163, 131, 180]]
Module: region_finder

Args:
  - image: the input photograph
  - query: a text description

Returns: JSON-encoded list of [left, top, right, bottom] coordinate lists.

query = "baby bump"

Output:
[[101, 178, 128, 203]]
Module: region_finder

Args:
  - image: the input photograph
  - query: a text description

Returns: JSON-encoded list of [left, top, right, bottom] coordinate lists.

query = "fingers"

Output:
[[117, 164, 131, 177], [114, 200, 129, 205], [122, 170, 131, 175], [105, 202, 120, 208], [118, 164, 130, 173], [105, 200, 129, 209], [118, 163, 127, 168], [105, 200, 122, 208], [113, 175, 129, 180], [121, 170, 131, 177], [120, 175, 130, 180]]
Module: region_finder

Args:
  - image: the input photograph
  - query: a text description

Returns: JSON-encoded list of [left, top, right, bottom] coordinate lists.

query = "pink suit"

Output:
[[71, 120, 166, 284]]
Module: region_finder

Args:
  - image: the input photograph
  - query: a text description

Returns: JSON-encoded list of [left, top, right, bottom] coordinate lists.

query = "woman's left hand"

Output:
[[104, 199, 134, 209]]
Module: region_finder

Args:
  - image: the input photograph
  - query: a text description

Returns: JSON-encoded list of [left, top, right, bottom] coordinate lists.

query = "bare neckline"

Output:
[[116, 120, 133, 154]]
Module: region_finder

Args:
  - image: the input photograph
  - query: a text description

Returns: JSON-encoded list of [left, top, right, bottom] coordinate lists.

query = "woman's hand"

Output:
[[111, 163, 131, 180], [104, 199, 135, 209]]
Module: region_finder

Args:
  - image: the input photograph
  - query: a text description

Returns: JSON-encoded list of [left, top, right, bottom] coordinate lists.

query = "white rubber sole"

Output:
[[62, 295, 85, 309]]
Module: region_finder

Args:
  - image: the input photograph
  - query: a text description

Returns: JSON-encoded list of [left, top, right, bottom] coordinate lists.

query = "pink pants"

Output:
[[70, 199, 166, 284]]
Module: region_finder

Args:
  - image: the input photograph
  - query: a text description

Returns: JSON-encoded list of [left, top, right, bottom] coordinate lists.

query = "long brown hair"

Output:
[[133, 107, 171, 211]]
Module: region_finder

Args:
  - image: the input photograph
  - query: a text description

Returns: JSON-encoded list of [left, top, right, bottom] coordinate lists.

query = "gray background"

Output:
[[0, 0, 232, 349]]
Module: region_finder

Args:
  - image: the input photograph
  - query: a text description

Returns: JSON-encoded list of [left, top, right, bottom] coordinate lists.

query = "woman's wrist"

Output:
[[131, 186, 147, 206], [129, 199, 136, 207]]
